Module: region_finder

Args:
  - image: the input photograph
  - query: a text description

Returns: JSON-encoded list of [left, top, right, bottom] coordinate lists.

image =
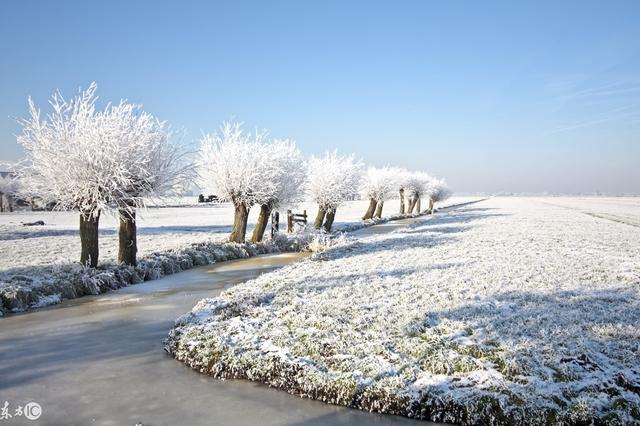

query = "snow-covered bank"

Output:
[[0, 238, 288, 315], [0, 197, 475, 314], [166, 197, 640, 425]]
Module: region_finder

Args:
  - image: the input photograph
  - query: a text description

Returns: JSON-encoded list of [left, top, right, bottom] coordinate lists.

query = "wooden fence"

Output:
[[286, 209, 307, 232], [270, 210, 307, 237]]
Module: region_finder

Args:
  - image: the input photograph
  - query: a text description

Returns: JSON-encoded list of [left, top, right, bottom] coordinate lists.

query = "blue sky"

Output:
[[1, 0, 639, 193]]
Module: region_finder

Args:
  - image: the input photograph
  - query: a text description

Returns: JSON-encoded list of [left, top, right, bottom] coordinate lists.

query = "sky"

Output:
[[1, 0, 639, 194]]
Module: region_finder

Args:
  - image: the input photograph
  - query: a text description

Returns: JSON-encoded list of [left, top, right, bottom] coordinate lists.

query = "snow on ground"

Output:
[[534, 196, 640, 228], [166, 197, 640, 425], [0, 197, 475, 314]]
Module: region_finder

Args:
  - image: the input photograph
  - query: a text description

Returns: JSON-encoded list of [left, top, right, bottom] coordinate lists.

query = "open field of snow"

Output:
[[167, 197, 640, 425], [534, 196, 640, 228]]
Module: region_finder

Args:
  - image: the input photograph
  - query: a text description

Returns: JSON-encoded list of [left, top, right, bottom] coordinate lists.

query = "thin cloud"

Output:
[[544, 105, 640, 135]]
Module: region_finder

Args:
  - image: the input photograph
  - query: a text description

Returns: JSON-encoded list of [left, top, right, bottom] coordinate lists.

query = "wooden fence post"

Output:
[[271, 211, 280, 238]]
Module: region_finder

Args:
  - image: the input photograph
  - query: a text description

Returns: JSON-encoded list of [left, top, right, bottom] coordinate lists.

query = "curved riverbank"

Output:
[[0, 228, 439, 424], [166, 198, 640, 425]]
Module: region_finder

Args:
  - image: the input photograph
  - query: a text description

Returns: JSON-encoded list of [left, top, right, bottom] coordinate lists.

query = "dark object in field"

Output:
[[22, 220, 45, 226], [198, 194, 220, 203]]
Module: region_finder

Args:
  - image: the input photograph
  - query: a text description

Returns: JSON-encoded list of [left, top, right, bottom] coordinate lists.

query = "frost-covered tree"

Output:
[[17, 84, 193, 266], [250, 139, 304, 242], [198, 122, 268, 243], [17, 83, 125, 267], [425, 178, 452, 213], [360, 166, 398, 220], [307, 151, 363, 232], [405, 172, 434, 214], [378, 166, 407, 218], [104, 101, 194, 266]]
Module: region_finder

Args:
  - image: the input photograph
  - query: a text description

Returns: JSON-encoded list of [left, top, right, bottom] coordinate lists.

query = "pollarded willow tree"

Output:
[[405, 171, 434, 214], [105, 101, 194, 266], [307, 151, 363, 232], [360, 166, 398, 220], [250, 139, 305, 243], [198, 122, 268, 243], [425, 178, 451, 213], [17, 83, 125, 267]]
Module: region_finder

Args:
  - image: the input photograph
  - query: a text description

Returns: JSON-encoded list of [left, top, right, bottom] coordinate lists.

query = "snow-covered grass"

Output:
[[534, 196, 640, 227], [166, 197, 640, 425], [0, 197, 473, 314]]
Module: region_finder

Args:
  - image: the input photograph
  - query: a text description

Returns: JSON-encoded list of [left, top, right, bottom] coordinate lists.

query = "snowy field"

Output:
[[0, 197, 474, 270], [167, 197, 640, 425], [534, 196, 640, 228]]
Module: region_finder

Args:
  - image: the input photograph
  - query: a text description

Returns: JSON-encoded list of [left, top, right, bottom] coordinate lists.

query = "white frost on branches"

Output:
[[307, 151, 363, 211], [16, 83, 191, 219], [198, 123, 304, 211], [395, 168, 411, 192], [360, 166, 398, 202], [404, 171, 434, 201], [429, 178, 452, 203], [101, 101, 194, 215], [197, 122, 268, 208], [258, 139, 305, 209], [15, 83, 451, 226], [17, 83, 122, 217]]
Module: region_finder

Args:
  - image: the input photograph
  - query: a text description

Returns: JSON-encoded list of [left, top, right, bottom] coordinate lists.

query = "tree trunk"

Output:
[[407, 197, 416, 214], [399, 189, 405, 214], [362, 198, 377, 220], [374, 200, 384, 218], [428, 198, 434, 214], [118, 208, 137, 266], [229, 203, 250, 243], [80, 211, 100, 268], [323, 208, 336, 232], [0, 192, 4, 212], [416, 197, 421, 213], [251, 203, 272, 243], [314, 206, 326, 229]]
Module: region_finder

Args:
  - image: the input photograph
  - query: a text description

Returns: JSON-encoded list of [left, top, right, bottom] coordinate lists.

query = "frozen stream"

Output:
[[0, 215, 439, 426]]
